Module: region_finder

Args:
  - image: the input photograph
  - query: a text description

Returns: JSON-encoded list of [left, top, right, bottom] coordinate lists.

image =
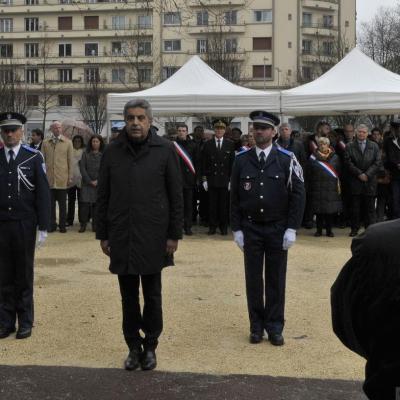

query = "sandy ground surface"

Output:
[[0, 224, 365, 382]]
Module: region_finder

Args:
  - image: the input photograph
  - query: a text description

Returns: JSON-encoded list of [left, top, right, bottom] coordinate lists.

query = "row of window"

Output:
[[302, 39, 334, 55], [0, 0, 127, 4], [0, 37, 273, 58], [302, 13, 336, 28]]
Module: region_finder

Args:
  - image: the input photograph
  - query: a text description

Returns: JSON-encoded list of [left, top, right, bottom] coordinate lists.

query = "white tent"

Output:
[[281, 47, 400, 116], [107, 55, 280, 117]]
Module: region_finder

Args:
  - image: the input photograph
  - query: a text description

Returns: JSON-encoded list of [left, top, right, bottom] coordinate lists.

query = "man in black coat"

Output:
[[344, 124, 381, 236], [331, 219, 400, 400], [0, 112, 50, 340], [29, 128, 44, 151], [230, 110, 305, 346], [175, 124, 198, 236], [275, 123, 307, 169], [201, 119, 235, 235], [96, 99, 183, 371]]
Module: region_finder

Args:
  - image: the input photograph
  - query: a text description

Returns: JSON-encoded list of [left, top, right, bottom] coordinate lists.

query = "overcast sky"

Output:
[[357, 0, 398, 29]]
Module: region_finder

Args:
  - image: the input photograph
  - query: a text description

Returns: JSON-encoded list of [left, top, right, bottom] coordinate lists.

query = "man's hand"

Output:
[[282, 229, 296, 250], [36, 230, 48, 248], [358, 173, 368, 182], [233, 230, 244, 251], [166, 239, 178, 255], [202, 181, 208, 192], [100, 240, 110, 257]]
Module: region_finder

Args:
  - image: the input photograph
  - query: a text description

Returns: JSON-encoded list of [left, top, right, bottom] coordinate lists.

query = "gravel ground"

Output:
[[0, 224, 365, 382]]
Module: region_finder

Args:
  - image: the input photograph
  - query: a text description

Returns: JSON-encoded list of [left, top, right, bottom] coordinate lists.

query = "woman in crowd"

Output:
[[307, 137, 342, 237], [67, 135, 84, 227], [79, 134, 105, 233]]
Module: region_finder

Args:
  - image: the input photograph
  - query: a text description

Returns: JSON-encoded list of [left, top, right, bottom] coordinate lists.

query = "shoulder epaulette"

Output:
[[276, 145, 294, 157], [22, 144, 38, 153], [236, 148, 251, 156]]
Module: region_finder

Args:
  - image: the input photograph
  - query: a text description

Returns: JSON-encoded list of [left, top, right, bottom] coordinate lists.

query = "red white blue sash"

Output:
[[310, 154, 339, 180], [173, 141, 196, 175]]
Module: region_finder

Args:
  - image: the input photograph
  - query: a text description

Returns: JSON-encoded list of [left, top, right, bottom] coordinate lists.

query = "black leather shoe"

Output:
[[0, 326, 16, 339], [220, 228, 228, 235], [269, 333, 284, 346], [184, 229, 193, 236], [249, 332, 263, 344], [314, 231, 322, 237], [59, 227, 67, 233], [16, 327, 32, 339], [349, 230, 358, 237], [207, 228, 216, 235], [78, 224, 86, 233], [141, 349, 157, 371], [124, 349, 142, 371], [326, 231, 334, 237]]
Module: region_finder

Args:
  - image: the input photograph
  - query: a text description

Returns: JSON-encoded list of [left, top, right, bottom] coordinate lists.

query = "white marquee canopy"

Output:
[[107, 55, 280, 118], [281, 47, 400, 116]]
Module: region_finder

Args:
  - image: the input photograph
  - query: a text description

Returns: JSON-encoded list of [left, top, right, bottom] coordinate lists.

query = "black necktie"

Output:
[[8, 149, 15, 168], [217, 139, 221, 150], [259, 151, 266, 168]]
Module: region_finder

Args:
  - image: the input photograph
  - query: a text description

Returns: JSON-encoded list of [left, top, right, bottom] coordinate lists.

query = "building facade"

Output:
[[0, 0, 356, 134]]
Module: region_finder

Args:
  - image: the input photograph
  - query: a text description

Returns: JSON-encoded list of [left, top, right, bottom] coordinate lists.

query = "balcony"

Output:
[[186, 22, 246, 35], [301, 22, 338, 37], [190, 50, 246, 61], [188, 0, 245, 6], [302, 0, 339, 11]]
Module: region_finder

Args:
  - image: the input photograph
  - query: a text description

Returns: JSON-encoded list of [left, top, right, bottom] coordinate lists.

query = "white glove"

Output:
[[36, 230, 48, 248], [202, 181, 208, 192], [228, 182, 231, 191], [282, 228, 296, 250], [233, 230, 244, 251]]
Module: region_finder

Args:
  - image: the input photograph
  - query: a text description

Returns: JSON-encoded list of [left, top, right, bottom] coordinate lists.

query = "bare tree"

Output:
[[0, 60, 27, 114]]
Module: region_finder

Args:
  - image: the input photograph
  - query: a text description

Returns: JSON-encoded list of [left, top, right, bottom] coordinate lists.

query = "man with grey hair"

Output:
[[276, 123, 307, 169], [96, 99, 183, 371], [344, 124, 381, 236]]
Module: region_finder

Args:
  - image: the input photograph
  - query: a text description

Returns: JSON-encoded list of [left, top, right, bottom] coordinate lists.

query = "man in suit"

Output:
[[201, 120, 235, 235], [30, 128, 44, 151], [0, 112, 50, 340]]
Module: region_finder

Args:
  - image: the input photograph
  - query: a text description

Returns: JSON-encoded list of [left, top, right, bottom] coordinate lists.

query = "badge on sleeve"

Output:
[[292, 155, 304, 182]]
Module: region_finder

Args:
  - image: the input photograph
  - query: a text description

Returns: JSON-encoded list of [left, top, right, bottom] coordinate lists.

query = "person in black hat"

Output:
[[201, 119, 235, 235], [0, 112, 51, 340], [230, 110, 305, 346]]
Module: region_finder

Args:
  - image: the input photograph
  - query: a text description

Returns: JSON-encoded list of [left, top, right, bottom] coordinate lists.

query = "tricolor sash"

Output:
[[310, 154, 341, 194], [173, 141, 196, 175]]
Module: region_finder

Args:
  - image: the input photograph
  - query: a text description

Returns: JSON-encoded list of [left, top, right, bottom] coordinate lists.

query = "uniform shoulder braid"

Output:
[[276, 145, 294, 157], [236, 148, 251, 157], [21, 144, 38, 153]]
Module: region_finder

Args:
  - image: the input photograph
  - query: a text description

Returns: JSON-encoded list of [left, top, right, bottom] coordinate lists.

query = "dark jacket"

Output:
[[307, 151, 342, 214], [0, 145, 50, 230], [276, 137, 307, 170], [175, 138, 199, 188], [344, 139, 381, 196], [230, 146, 305, 234], [383, 136, 400, 180], [79, 151, 102, 203], [201, 137, 235, 188], [95, 129, 183, 275], [331, 219, 400, 400]]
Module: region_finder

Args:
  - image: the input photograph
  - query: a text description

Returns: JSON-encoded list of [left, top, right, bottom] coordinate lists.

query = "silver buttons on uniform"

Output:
[[260, 182, 264, 186], [260, 209, 264, 213], [8, 207, 12, 211], [260, 195, 263, 199]]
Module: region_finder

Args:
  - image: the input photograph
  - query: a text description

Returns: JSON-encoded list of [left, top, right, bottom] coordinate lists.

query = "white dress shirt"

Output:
[[255, 144, 272, 162], [215, 137, 224, 148], [4, 142, 22, 163]]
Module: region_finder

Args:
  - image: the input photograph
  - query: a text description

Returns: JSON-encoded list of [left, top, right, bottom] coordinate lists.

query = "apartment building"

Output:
[[0, 0, 356, 132]]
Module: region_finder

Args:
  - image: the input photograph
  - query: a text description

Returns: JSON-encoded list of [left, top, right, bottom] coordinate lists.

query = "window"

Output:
[[254, 10, 272, 23], [345, 20, 349, 27], [225, 10, 237, 25], [162, 66, 179, 80], [58, 16, 72, 30], [226, 64, 240, 81], [163, 12, 181, 25], [25, 18, 39, 32], [253, 65, 272, 79], [111, 42, 122, 55], [138, 41, 152, 56], [25, 43, 39, 57], [27, 95, 39, 107], [26, 69, 39, 84], [84, 16, 99, 29], [0, 69, 13, 83], [60, 0, 72, 4], [59, 43, 72, 57], [85, 43, 98, 56], [302, 13, 312, 27], [164, 40, 181, 52], [138, 67, 152, 82], [253, 37, 272, 51], [323, 15, 333, 28], [138, 15, 152, 29], [224, 38, 237, 53], [58, 68, 72, 82], [26, 0, 39, 4], [2, 0, 12, 4], [0, 44, 13, 58], [196, 39, 208, 54], [197, 11, 208, 26], [112, 68, 125, 83], [58, 95, 72, 106], [112, 16, 125, 29], [288, 14, 292, 21], [302, 40, 312, 54], [322, 41, 333, 55], [288, 41, 292, 48], [84, 67, 99, 82], [302, 66, 312, 80], [0, 19, 13, 33]]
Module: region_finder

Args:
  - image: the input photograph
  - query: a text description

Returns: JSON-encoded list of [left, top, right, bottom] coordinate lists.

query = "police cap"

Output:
[[249, 110, 280, 128], [213, 119, 227, 129], [0, 112, 27, 130]]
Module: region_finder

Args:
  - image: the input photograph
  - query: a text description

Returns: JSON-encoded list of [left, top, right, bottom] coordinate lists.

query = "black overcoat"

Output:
[[95, 129, 183, 275], [307, 152, 342, 214]]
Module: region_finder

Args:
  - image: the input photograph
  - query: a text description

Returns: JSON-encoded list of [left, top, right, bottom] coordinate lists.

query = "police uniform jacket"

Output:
[[95, 128, 183, 276], [201, 137, 235, 188], [176, 138, 199, 189], [230, 145, 305, 232], [0, 145, 50, 230]]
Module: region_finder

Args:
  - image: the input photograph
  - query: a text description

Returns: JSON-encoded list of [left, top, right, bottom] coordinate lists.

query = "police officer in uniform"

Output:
[[201, 119, 235, 235], [230, 111, 305, 346], [0, 113, 50, 340]]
